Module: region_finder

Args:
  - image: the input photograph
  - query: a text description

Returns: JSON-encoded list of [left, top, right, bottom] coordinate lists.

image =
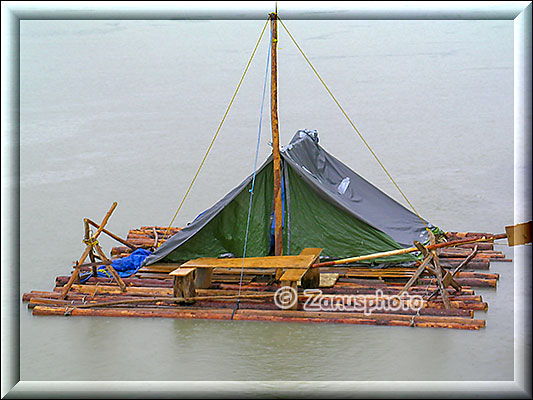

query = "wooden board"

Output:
[[317, 273, 340, 288], [169, 267, 196, 277], [181, 255, 318, 270], [280, 268, 308, 282]]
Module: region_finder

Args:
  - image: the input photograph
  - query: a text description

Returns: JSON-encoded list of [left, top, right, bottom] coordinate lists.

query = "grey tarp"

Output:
[[281, 130, 431, 247]]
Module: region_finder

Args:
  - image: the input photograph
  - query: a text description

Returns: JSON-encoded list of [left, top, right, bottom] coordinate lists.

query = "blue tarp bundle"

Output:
[[80, 248, 152, 283]]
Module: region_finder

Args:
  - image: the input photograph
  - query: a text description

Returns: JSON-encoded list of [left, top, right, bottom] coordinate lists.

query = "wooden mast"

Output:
[[270, 12, 283, 279]]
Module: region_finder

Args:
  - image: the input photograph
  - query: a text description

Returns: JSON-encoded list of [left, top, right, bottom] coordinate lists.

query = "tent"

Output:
[[143, 130, 434, 266]]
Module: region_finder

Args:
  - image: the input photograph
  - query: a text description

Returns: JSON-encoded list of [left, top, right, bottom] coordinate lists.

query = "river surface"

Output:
[[17, 19, 519, 382]]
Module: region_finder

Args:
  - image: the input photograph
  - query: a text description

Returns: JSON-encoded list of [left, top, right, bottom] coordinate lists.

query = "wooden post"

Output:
[[86, 218, 137, 250], [428, 230, 451, 309], [270, 12, 283, 280], [84, 219, 98, 277], [170, 268, 197, 302], [93, 244, 127, 292], [397, 253, 433, 296], [60, 202, 118, 299]]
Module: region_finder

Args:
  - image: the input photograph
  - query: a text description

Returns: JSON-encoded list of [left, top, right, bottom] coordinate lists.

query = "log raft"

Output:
[[23, 230, 509, 330]]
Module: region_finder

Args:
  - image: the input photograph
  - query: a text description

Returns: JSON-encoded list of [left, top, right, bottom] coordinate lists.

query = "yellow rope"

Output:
[[83, 238, 99, 247], [160, 18, 270, 245], [278, 17, 430, 231]]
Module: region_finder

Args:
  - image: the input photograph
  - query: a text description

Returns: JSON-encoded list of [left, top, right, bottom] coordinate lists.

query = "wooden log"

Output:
[[62, 284, 173, 297], [426, 300, 488, 311], [93, 244, 127, 292], [123, 239, 159, 246], [111, 246, 133, 256], [447, 231, 494, 238], [125, 233, 160, 239], [419, 277, 497, 288], [56, 275, 178, 287], [438, 259, 490, 269], [86, 218, 137, 250], [452, 246, 478, 276], [270, 12, 283, 276], [26, 295, 474, 319], [456, 271, 499, 279], [437, 248, 504, 258], [397, 252, 433, 296], [213, 282, 477, 296], [31, 306, 485, 330], [51, 283, 485, 307], [340, 269, 498, 280], [60, 265, 81, 300], [455, 242, 493, 251]]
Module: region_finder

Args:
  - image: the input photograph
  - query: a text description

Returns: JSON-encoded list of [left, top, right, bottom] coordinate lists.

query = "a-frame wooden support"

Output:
[[397, 231, 462, 309], [60, 202, 127, 299]]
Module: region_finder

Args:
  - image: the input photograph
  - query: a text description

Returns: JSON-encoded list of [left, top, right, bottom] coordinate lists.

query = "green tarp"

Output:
[[143, 130, 433, 266]]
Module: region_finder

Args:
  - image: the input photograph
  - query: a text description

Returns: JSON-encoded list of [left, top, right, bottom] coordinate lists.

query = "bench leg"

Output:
[[280, 280, 299, 310], [173, 274, 197, 302], [195, 267, 213, 289], [301, 267, 320, 289]]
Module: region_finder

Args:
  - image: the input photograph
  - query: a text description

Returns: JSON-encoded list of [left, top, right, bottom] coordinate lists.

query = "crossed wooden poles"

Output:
[[397, 231, 463, 309], [60, 202, 132, 299]]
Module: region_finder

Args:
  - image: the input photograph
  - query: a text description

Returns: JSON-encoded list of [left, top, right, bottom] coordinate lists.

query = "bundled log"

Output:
[[31, 305, 485, 330], [436, 258, 490, 269], [418, 277, 497, 288], [24, 229, 508, 330]]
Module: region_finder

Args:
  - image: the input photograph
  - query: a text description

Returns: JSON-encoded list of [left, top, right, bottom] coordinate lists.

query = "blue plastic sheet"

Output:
[[80, 248, 152, 283]]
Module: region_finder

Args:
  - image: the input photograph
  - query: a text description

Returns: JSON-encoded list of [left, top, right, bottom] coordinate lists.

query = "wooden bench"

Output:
[[168, 248, 324, 309]]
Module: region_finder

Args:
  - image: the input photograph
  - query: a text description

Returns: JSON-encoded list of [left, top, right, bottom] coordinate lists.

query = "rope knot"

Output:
[[83, 237, 99, 247]]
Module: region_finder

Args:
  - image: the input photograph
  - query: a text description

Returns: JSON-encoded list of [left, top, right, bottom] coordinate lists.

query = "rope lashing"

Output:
[[278, 17, 430, 232], [82, 237, 99, 247], [235, 24, 273, 306], [230, 299, 240, 320], [159, 18, 270, 245]]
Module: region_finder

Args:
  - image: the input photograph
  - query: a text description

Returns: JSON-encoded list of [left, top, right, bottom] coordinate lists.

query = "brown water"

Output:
[[17, 19, 519, 382]]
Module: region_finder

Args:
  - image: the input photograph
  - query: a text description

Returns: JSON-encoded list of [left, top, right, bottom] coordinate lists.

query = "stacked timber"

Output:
[[22, 230, 509, 330], [24, 273, 489, 329], [111, 226, 182, 257]]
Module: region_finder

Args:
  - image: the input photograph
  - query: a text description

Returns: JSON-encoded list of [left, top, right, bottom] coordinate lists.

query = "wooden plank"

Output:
[[280, 268, 308, 282], [317, 273, 339, 288], [298, 248, 322, 288], [299, 248, 323, 259], [169, 267, 196, 277], [181, 255, 318, 269]]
